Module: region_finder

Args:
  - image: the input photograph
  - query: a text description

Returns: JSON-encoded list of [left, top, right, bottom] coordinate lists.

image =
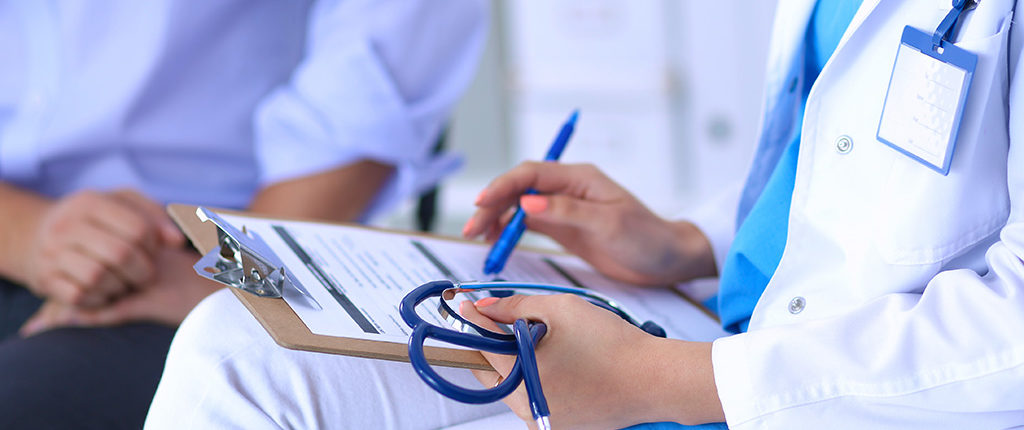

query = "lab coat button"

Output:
[[788, 296, 805, 314], [835, 135, 853, 154]]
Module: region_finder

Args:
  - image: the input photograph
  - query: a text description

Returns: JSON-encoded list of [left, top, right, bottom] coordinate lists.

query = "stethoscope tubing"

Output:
[[401, 280, 551, 408], [406, 321, 542, 403], [400, 280, 663, 415], [429, 281, 647, 333]]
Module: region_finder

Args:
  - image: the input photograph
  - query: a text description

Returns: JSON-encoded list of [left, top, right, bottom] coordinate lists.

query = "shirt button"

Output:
[[835, 135, 853, 154], [788, 296, 806, 314]]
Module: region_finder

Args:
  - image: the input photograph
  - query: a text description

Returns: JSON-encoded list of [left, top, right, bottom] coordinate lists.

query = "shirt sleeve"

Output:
[[711, 12, 1024, 428], [253, 0, 488, 220]]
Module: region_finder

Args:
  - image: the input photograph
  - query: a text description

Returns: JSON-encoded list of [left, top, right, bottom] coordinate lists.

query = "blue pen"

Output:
[[483, 109, 578, 275]]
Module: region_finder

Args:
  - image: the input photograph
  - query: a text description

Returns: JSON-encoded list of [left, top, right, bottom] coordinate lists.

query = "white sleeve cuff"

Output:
[[711, 333, 759, 428]]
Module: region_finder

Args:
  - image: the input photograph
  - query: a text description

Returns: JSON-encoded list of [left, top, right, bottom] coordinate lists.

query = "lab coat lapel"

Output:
[[737, 0, 816, 223], [837, 0, 883, 51], [807, 0, 882, 97], [761, 0, 816, 114], [765, 0, 882, 117]]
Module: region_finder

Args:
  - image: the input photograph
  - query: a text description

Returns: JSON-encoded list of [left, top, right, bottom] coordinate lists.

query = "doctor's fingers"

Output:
[[109, 189, 185, 246], [473, 161, 564, 213], [472, 293, 591, 329], [481, 207, 518, 243], [478, 162, 624, 207], [458, 300, 519, 376], [518, 194, 615, 239], [459, 300, 535, 422], [477, 194, 604, 243], [465, 163, 622, 236]]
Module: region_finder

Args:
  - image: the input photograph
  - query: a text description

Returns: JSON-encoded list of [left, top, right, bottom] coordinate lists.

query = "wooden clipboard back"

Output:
[[167, 203, 491, 370]]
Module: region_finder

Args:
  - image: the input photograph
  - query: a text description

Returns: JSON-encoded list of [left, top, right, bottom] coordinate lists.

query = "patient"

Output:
[[0, 1, 486, 428]]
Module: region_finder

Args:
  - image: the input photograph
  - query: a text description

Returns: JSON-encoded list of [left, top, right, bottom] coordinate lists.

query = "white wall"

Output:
[[380, 0, 779, 244]]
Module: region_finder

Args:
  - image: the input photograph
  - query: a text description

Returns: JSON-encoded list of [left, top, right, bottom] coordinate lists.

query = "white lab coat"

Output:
[[696, 0, 1024, 428]]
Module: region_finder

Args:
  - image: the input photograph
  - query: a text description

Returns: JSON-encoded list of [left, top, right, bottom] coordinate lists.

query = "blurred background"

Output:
[[380, 0, 780, 247]]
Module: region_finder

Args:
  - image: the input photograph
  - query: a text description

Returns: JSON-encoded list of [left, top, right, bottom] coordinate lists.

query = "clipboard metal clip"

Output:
[[193, 207, 323, 310]]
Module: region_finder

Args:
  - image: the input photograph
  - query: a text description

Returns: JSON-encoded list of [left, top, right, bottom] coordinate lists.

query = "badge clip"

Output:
[[933, 0, 978, 49]]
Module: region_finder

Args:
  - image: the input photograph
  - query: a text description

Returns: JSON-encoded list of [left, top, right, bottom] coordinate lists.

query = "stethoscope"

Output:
[[399, 280, 666, 430]]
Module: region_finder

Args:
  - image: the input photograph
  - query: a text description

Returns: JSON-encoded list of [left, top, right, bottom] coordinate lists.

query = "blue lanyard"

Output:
[[933, 0, 978, 48]]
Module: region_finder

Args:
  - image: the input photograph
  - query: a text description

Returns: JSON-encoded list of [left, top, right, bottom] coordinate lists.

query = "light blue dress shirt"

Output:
[[0, 1, 486, 218]]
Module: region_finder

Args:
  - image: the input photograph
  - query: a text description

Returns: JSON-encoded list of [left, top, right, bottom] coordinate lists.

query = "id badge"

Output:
[[877, 26, 977, 175]]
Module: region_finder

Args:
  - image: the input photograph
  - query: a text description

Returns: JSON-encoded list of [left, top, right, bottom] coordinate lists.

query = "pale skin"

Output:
[[0, 159, 393, 334], [461, 161, 726, 428]]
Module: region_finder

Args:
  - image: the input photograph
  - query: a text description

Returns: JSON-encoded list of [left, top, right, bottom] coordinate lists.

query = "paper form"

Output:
[[219, 214, 728, 348]]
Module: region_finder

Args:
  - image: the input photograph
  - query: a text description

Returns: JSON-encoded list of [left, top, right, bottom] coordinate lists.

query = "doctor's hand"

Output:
[[459, 294, 724, 428], [24, 189, 184, 307], [463, 162, 716, 285], [19, 247, 223, 336]]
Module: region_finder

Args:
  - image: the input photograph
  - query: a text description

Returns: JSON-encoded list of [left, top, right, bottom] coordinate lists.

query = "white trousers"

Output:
[[145, 289, 509, 429]]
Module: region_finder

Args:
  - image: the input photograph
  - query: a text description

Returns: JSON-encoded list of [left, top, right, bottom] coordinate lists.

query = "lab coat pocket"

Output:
[[951, 0, 1015, 43], [874, 18, 1012, 266]]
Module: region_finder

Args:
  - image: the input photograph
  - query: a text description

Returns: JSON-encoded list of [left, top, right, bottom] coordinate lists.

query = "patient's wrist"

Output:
[[0, 184, 52, 286]]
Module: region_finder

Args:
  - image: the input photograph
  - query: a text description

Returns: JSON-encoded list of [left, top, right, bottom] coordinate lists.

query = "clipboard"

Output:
[[169, 204, 722, 372], [168, 203, 494, 370]]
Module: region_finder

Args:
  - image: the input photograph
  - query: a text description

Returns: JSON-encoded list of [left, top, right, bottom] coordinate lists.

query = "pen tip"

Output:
[[568, 109, 579, 124], [483, 260, 501, 276]]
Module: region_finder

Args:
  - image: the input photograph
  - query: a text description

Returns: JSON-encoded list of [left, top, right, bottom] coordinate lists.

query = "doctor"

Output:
[[148, 0, 1024, 428], [461, 0, 1024, 427]]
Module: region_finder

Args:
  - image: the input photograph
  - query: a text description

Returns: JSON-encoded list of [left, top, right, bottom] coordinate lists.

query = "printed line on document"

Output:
[[411, 241, 460, 283], [272, 225, 380, 334], [542, 257, 587, 289]]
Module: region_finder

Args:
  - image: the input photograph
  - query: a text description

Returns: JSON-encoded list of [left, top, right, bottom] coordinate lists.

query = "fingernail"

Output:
[[520, 195, 548, 214], [462, 219, 475, 237], [475, 190, 486, 205], [474, 297, 500, 307]]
